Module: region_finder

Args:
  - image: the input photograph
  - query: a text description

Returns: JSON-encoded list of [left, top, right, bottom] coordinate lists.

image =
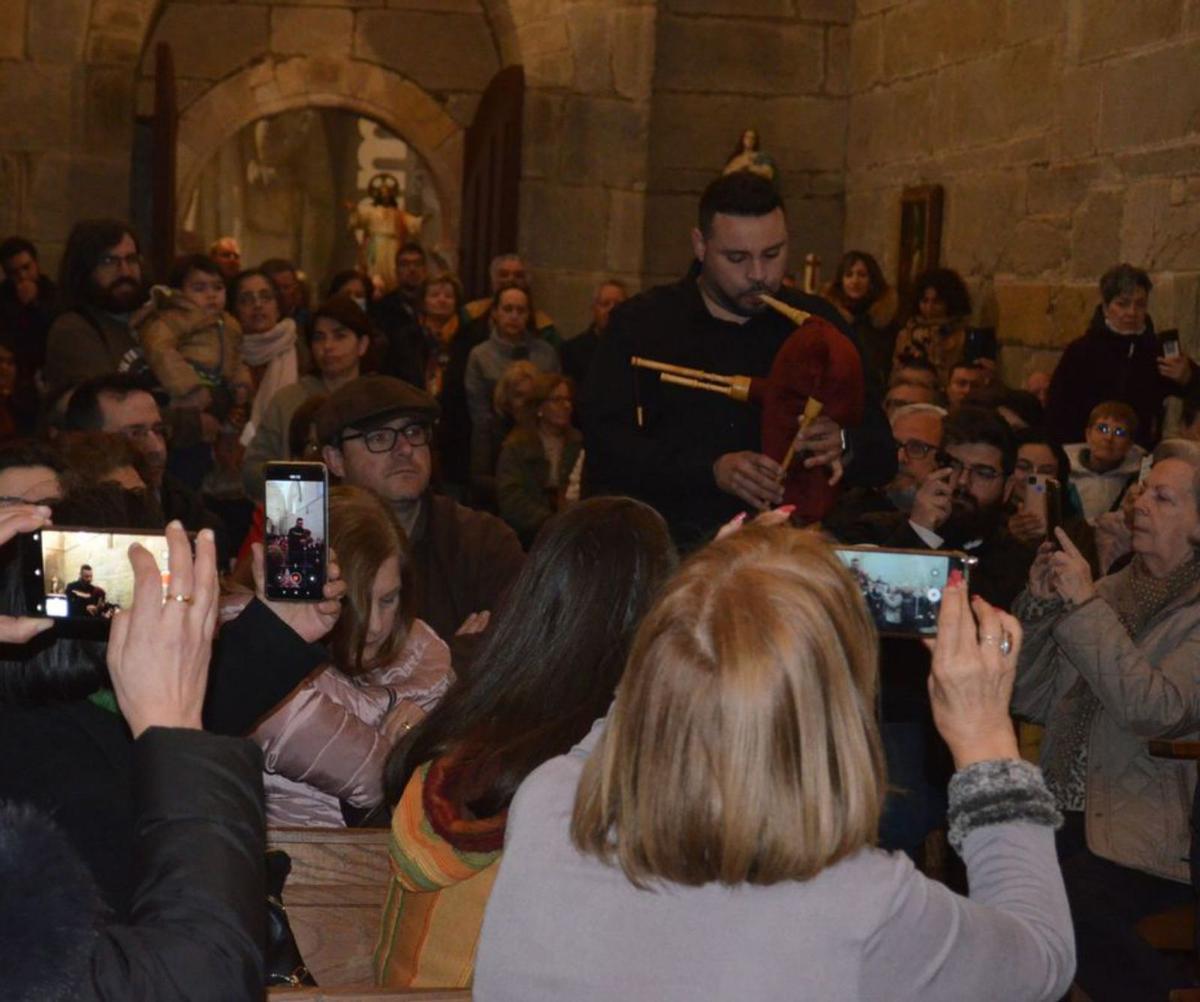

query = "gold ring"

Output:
[[168, 593, 194, 604]]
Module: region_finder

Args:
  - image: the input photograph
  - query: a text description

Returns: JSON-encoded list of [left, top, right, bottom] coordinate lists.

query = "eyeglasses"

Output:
[[97, 253, 140, 270], [237, 290, 277, 307], [1092, 422, 1129, 438], [939, 452, 1003, 483], [894, 438, 936, 460], [342, 422, 431, 453]]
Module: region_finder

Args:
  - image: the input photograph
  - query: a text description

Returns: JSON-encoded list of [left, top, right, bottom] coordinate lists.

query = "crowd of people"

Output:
[[0, 164, 1198, 1000]]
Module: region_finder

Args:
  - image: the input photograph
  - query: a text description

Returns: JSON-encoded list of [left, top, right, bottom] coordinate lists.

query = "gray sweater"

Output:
[[474, 724, 1074, 1002]]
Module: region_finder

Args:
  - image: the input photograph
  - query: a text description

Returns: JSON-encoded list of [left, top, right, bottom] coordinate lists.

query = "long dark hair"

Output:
[[58, 220, 140, 309], [829, 250, 888, 310], [382, 496, 677, 815]]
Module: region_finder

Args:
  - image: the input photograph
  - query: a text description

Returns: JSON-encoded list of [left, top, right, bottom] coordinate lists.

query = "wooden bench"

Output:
[[268, 827, 393, 987], [268, 990, 470, 1001]]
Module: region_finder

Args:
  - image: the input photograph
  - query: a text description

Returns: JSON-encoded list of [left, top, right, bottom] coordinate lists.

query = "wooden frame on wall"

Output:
[[896, 184, 944, 306]]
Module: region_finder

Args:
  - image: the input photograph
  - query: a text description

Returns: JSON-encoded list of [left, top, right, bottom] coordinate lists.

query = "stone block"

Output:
[[524, 48, 574, 89], [1026, 162, 1101, 217], [1116, 141, 1200, 179], [1069, 187, 1123, 279], [0, 0, 26, 59], [825, 25, 850, 95], [29, 0, 91, 62], [271, 7, 353, 56], [1149, 272, 1200, 353], [0, 63, 74, 151], [386, 0, 480, 10], [999, 218, 1070, 276], [519, 14, 571, 60], [994, 281, 1097, 349], [1121, 179, 1200, 270], [444, 91, 481, 128], [641, 190, 700, 277], [149, 4, 269, 81], [655, 14, 824, 95], [1077, 0, 1183, 61], [849, 13, 883, 92], [606, 188, 646, 275], [855, 0, 910, 16], [519, 180, 610, 272], [84, 65, 136, 156], [842, 184, 896, 275], [943, 171, 1024, 276], [557, 96, 648, 188], [564, 4, 613, 94], [1007, 0, 1063, 44], [0, 155, 22, 238], [521, 91, 564, 180], [664, 0, 795, 15], [1058, 68, 1101, 159], [796, 0, 854, 24], [651, 93, 846, 177], [1098, 40, 1200, 150], [788, 194, 844, 278], [354, 11, 498, 92], [612, 7, 656, 100]]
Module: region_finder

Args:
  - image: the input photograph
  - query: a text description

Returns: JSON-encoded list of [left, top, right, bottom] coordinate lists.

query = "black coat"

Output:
[[0, 599, 326, 919], [582, 271, 895, 548], [0, 727, 264, 1001]]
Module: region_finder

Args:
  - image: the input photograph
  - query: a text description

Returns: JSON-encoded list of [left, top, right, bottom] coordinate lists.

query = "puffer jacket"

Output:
[[252, 619, 453, 826], [1064, 442, 1145, 521], [135, 285, 244, 400], [1012, 567, 1200, 883]]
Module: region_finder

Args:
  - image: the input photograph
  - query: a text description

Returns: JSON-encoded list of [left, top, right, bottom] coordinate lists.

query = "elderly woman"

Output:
[[1012, 438, 1200, 1001], [495, 373, 582, 548], [1046, 263, 1200, 449], [474, 526, 1074, 1002]]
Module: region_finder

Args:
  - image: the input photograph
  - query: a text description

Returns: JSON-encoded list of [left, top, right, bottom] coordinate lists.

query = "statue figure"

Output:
[[347, 173, 424, 292], [722, 128, 778, 182]]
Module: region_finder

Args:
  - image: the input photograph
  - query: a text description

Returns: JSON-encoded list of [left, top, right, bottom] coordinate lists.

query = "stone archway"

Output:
[[175, 56, 464, 251], [85, 0, 162, 65]]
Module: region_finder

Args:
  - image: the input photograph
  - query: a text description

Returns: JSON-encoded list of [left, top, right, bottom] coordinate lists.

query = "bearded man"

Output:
[[44, 220, 151, 399], [582, 171, 893, 548]]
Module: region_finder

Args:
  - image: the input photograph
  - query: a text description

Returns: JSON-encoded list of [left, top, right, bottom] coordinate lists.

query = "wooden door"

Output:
[[458, 65, 524, 300]]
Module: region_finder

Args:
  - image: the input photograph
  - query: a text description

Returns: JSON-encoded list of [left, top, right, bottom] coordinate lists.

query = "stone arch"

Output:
[[175, 56, 464, 251]]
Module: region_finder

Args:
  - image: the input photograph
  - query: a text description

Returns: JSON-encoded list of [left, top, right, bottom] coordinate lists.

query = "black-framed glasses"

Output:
[[342, 422, 432, 453], [1093, 422, 1129, 438], [894, 438, 936, 460], [97, 252, 141, 270], [938, 452, 1002, 484]]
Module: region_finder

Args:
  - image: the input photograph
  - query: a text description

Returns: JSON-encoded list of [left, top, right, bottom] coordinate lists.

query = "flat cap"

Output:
[[316, 375, 439, 446]]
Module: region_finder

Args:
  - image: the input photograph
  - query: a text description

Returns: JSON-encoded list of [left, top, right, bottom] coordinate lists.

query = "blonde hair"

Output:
[[571, 525, 885, 887], [493, 359, 541, 418]]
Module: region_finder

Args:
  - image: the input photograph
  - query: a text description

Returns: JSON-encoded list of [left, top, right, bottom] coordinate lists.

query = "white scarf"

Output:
[[240, 318, 299, 446]]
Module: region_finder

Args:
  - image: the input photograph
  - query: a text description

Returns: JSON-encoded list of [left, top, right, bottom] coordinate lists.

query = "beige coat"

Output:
[[135, 286, 243, 399], [1012, 568, 1200, 883]]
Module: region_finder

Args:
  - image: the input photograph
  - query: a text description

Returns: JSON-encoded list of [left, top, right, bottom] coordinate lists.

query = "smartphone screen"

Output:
[[833, 545, 971, 638], [23, 527, 179, 634], [264, 461, 328, 601], [1161, 329, 1181, 358]]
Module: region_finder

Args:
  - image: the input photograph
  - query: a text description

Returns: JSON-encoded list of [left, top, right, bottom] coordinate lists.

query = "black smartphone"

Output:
[[1160, 329, 1181, 359], [264, 461, 329, 601], [833, 545, 974, 638], [21, 526, 181, 637]]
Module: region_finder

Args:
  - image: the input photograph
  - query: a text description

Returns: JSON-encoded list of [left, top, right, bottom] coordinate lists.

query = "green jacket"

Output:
[[495, 426, 582, 547]]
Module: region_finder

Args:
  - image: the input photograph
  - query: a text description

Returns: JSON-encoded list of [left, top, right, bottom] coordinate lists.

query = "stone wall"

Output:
[[643, 0, 852, 288], [844, 0, 1200, 385]]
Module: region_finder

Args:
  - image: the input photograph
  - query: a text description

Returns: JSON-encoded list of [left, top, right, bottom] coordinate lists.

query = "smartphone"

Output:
[[1024, 475, 1063, 540], [264, 461, 329, 601], [21, 526, 180, 636], [833, 545, 974, 638], [1160, 329, 1181, 359], [964, 326, 998, 363]]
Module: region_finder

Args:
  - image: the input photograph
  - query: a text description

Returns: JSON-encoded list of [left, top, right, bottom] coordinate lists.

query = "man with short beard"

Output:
[[583, 171, 894, 548], [44, 220, 151, 400]]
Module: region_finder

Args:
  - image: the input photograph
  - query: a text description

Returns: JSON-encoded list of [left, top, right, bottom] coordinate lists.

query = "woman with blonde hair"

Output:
[[251, 484, 452, 826], [474, 525, 1074, 1002]]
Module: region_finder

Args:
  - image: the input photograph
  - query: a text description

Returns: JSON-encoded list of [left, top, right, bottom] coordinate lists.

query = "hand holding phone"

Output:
[[834, 545, 973, 638]]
